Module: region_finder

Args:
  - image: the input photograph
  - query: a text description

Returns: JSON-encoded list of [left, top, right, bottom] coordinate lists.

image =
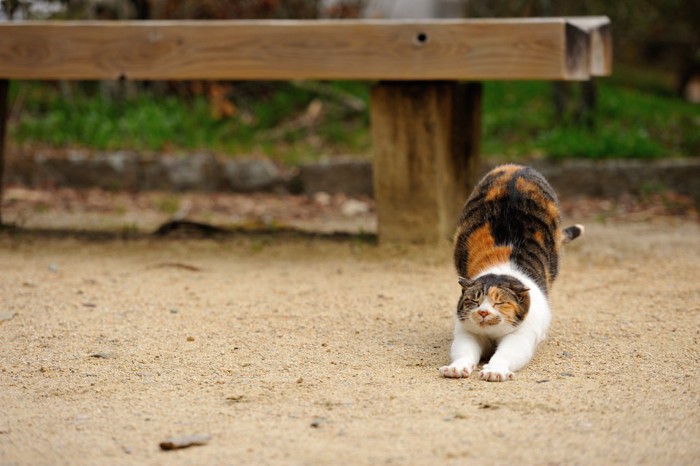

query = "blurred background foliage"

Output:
[[2, 0, 699, 162]]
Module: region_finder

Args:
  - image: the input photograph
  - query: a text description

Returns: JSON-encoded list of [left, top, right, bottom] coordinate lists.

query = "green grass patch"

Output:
[[481, 80, 700, 159], [9, 81, 370, 164], [7, 76, 699, 162]]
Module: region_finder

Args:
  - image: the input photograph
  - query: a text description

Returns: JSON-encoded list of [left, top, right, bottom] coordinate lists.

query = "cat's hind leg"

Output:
[[439, 323, 482, 378]]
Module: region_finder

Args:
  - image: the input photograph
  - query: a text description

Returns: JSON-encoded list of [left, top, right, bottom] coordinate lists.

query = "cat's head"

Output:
[[457, 274, 530, 330]]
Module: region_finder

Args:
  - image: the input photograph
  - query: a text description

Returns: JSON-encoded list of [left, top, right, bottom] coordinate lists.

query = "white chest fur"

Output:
[[440, 261, 552, 382]]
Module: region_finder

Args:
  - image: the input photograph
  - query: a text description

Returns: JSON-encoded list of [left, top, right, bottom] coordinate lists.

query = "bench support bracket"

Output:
[[371, 81, 481, 243]]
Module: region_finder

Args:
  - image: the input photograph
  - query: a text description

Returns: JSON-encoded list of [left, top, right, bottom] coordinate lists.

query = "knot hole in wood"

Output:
[[414, 32, 429, 46]]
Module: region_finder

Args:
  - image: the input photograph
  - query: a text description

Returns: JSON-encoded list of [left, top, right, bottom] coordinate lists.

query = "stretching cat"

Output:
[[439, 164, 582, 382]]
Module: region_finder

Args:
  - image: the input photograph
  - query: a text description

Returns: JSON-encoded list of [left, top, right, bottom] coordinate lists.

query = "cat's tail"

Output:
[[562, 224, 584, 244]]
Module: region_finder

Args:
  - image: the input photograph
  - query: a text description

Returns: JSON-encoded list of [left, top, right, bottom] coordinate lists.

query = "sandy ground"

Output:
[[1, 214, 699, 465]]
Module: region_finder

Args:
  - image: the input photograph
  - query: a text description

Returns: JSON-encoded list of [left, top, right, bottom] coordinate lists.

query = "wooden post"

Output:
[[371, 81, 482, 243], [0, 79, 8, 226]]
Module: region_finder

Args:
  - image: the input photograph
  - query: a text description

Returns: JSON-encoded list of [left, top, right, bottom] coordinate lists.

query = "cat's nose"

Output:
[[477, 310, 489, 318]]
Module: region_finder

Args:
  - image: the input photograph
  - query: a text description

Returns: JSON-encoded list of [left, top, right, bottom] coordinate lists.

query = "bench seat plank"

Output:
[[0, 19, 605, 81]]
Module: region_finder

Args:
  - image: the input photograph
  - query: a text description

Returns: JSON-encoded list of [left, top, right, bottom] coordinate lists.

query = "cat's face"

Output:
[[457, 275, 530, 330]]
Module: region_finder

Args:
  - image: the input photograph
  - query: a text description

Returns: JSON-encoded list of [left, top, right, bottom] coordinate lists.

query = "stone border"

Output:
[[6, 150, 289, 193], [4, 150, 699, 201]]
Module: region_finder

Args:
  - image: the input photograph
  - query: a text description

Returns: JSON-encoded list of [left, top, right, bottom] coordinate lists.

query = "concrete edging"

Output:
[[5, 150, 699, 200]]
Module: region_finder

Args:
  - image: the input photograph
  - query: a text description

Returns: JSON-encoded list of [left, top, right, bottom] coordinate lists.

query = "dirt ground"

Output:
[[1, 193, 699, 465]]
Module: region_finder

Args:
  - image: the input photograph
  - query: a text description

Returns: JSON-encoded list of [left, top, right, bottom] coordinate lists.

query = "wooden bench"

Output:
[[0, 17, 611, 242]]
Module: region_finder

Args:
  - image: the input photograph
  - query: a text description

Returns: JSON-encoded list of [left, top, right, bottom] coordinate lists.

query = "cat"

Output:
[[439, 164, 582, 382]]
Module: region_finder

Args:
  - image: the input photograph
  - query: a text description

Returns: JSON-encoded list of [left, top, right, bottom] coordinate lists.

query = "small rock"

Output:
[[313, 192, 332, 207], [0, 311, 17, 323], [297, 159, 373, 196], [186, 336, 195, 342], [340, 199, 370, 217], [48, 264, 58, 273], [559, 372, 575, 378], [310, 419, 323, 428], [478, 403, 498, 410], [90, 352, 114, 359]]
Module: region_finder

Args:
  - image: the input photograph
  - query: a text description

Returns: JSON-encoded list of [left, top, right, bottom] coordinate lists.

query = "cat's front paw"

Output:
[[479, 364, 514, 382], [439, 364, 475, 378]]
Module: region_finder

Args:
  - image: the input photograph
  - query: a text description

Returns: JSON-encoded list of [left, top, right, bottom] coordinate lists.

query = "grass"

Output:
[[9, 81, 371, 165], [7, 75, 700, 162], [481, 80, 700, 159]]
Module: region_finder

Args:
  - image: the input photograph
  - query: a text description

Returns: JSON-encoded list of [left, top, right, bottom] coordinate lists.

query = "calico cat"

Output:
[[439, 164, 582, 382]]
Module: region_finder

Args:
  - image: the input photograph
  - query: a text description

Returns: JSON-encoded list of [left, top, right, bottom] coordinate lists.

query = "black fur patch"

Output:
[[453, 164, 561, 294]]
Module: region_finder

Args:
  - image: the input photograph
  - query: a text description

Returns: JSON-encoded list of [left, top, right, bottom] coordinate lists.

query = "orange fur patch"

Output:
[[485, 164, 519, 201], [485, 183, 507, 201], [466, 224, 512, 278], [533, 230, 545, 247], [514, 176, 537, 196], [515, 177, 559, 220]]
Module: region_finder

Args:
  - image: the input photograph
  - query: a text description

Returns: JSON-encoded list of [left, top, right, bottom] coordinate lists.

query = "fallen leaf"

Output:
[[159, 433, 211, 451]]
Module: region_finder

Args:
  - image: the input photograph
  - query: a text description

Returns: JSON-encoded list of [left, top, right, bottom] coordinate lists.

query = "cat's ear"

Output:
[[507, 283, 530, 303], [508, 282, 529, 294], [515, 290, 529, 304], [458, 277, 474, 289]]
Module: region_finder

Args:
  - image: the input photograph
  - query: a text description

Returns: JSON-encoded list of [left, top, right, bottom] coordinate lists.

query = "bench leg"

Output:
[[370, 81, 481, 243], [0, 79, 7, 227]]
